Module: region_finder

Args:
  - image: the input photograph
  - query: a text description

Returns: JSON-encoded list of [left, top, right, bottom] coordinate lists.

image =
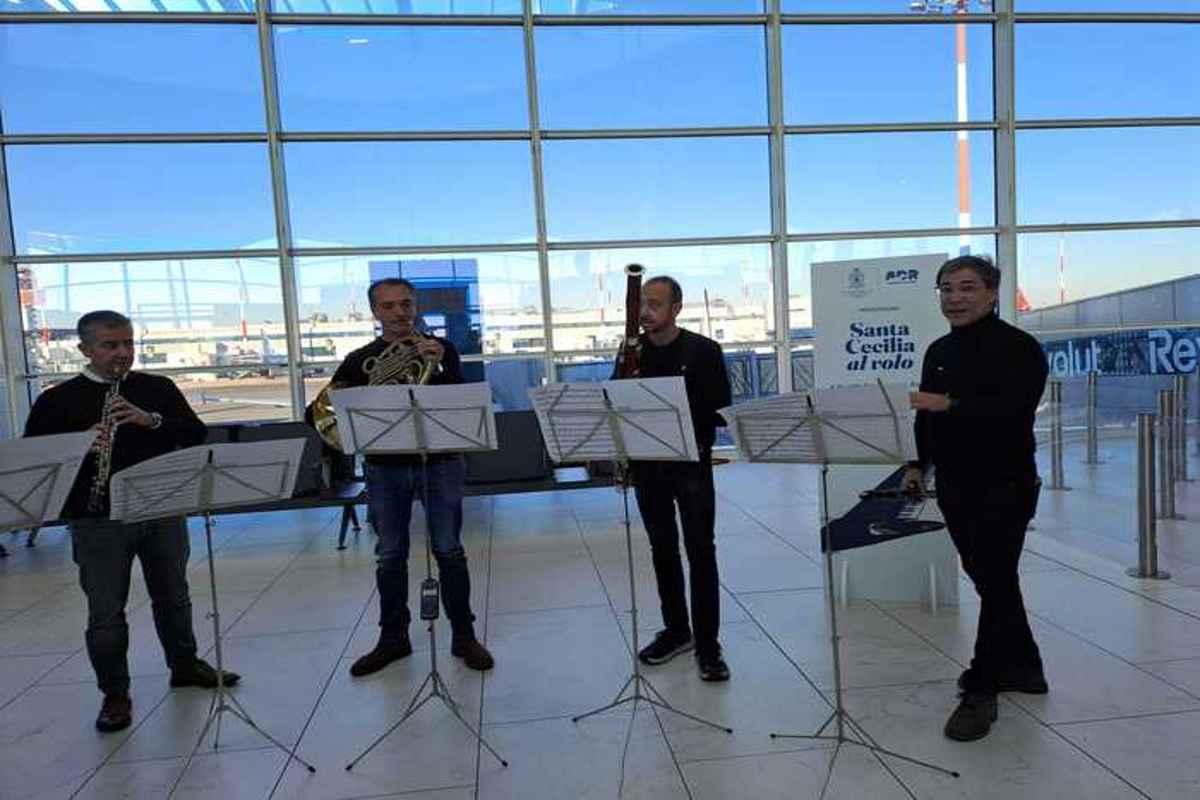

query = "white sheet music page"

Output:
[[718, 393, 819, 463], [529, 383, 617, 463], [207, 439, 306, 508], [331, 384, 495, 455], [110, 448, 207, 522], [0, 431, 97, 531], [409, 384, 496, 453], [811, 382, 916, 464], [603, 377, 699, 462]]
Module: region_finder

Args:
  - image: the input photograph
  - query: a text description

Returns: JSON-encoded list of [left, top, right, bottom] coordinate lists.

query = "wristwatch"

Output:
[[945, 395, 959, 411], [148, 412, 163, 429]]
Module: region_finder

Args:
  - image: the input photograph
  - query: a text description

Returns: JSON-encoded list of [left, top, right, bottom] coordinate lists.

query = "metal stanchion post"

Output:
[[1158, 390, 1180, 519], [1085, 371, 1101, 465], [1176, 374, 1191, 482], [1128, 413, 1170, 579], [1047, 380, 1069, 490]]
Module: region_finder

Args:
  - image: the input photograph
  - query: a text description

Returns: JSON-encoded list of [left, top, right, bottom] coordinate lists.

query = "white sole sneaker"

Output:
[[639, 639, 695, 665]]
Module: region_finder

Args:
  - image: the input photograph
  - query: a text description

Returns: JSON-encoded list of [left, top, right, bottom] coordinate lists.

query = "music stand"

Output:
[[529, 378, 733, 743], [330, 382, 508, 772], [0, 432, 97, 550], [108, 439, 319, 796], [722, 382, 958, 798]]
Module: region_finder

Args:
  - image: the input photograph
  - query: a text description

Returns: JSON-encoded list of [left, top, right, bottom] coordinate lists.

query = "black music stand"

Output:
[[331, 382, 508, 772], [530, 378, 732, 789], [723, 383, 959, 799], [109, 439, 319, 796]]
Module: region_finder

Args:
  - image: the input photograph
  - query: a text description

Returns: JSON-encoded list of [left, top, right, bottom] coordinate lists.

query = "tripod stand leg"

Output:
[[638, 695, 733, 734], [345, 686, 438, 771], [438, 687, 509, 767], [571, 694, 637, 724], [817, 740, 843, 800]]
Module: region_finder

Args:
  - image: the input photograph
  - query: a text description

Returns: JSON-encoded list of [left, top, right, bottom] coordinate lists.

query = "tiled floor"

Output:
[[2, 451, 1200, 799]]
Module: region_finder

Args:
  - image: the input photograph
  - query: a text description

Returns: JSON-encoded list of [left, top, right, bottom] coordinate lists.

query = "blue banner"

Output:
[[1042, 327, 1200, 377]]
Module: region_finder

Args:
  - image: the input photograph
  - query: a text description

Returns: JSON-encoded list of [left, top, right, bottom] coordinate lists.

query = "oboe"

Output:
[[86, 376, 124, 514]]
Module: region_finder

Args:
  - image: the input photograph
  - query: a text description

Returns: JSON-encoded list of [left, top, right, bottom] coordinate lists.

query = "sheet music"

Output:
[[529, 383, 617, 463], [529, 377, 698, 464], [330, 383, 496, 455], [109, 448, 207, 522], [604, 378, 698, 462], [719, 393, 818, 463], [207, 439, 306, 507], [110, 439, 307, 522], [0, 431, 96, 532], [718, 382, 916, 465], [812, 382, 916, 463]]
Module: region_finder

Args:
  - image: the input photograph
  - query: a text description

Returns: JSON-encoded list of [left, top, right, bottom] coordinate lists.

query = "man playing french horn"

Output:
[[331, 278, 495, 676], [23, 310, 239, 734]]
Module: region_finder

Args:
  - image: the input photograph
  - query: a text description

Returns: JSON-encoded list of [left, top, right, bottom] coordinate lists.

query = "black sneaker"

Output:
[[638, 629, 694, 665], [944, 692, 998, 742], [350, 636, 413, 677], [170, 658, 241, 689], [697, 651, 730, 682], [958, 665, 1048, 695]]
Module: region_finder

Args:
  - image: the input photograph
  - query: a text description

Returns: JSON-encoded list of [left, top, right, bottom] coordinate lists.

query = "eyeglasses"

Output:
[[935, 283, 986, 297]]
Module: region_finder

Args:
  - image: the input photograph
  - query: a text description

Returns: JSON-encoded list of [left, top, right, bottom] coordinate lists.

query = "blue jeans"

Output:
[[366, 456, 476, 643], [69, 516, 198, 697]]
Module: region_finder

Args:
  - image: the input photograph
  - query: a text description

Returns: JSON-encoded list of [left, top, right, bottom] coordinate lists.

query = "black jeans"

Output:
[[937, 475, 1043, 695], [69, 517, 199, 697], [365, 457, 476, 644], [633, 456, 721, 657]]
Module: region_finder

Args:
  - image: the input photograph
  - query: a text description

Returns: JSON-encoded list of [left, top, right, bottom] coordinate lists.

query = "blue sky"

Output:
[[1, 15, 1197, 316]]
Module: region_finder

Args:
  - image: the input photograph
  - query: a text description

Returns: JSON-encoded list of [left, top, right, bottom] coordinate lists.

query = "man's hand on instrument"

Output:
[[416, 338, 444, 365], [900, 466, 926, 498], [109, 397, 157, 428], [909, 391, 952, 413]]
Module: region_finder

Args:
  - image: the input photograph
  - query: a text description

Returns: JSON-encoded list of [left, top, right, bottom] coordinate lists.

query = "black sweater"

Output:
[[913, 314, 1048, 486], [613, 328, 732, 451], [331, 335, 463, 465], [24, 372, 207, 519]]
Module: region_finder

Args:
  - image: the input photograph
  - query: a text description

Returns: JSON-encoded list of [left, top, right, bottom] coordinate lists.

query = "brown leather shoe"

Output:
[[451, 637, 494, 671], [96, 694, 132, 733], [350, 636, 413, 677], [170, 658, 241, 689]]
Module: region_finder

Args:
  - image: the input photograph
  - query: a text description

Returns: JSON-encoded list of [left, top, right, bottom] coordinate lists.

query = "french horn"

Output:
[[310, 332, 437, 452]]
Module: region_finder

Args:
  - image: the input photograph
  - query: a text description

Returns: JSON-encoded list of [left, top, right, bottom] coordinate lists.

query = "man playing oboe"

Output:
[[24, 310, 239, 733]]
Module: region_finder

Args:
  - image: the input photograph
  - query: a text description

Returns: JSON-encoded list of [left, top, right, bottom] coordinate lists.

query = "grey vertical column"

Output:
[[522, 0, 556, 385], [0, 108, 32, 436], [992, 0, 1018, 322], [765, 0, 792, 394], [1175, 374, 1191, 481], [1158, 389, 1179, 519], [1127, 413, 1169, 580], [1084, 371, 1100, 464], [1047, 380, 1068, 490], [255, 0, 305, 420]]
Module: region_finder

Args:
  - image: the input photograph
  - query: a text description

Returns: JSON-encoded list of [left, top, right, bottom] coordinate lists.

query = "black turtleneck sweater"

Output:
[[913, 314, 1048, 486]]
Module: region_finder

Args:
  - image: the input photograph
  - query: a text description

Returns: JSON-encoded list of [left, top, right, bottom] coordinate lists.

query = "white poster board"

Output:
[[812, 254, 958, 606]]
